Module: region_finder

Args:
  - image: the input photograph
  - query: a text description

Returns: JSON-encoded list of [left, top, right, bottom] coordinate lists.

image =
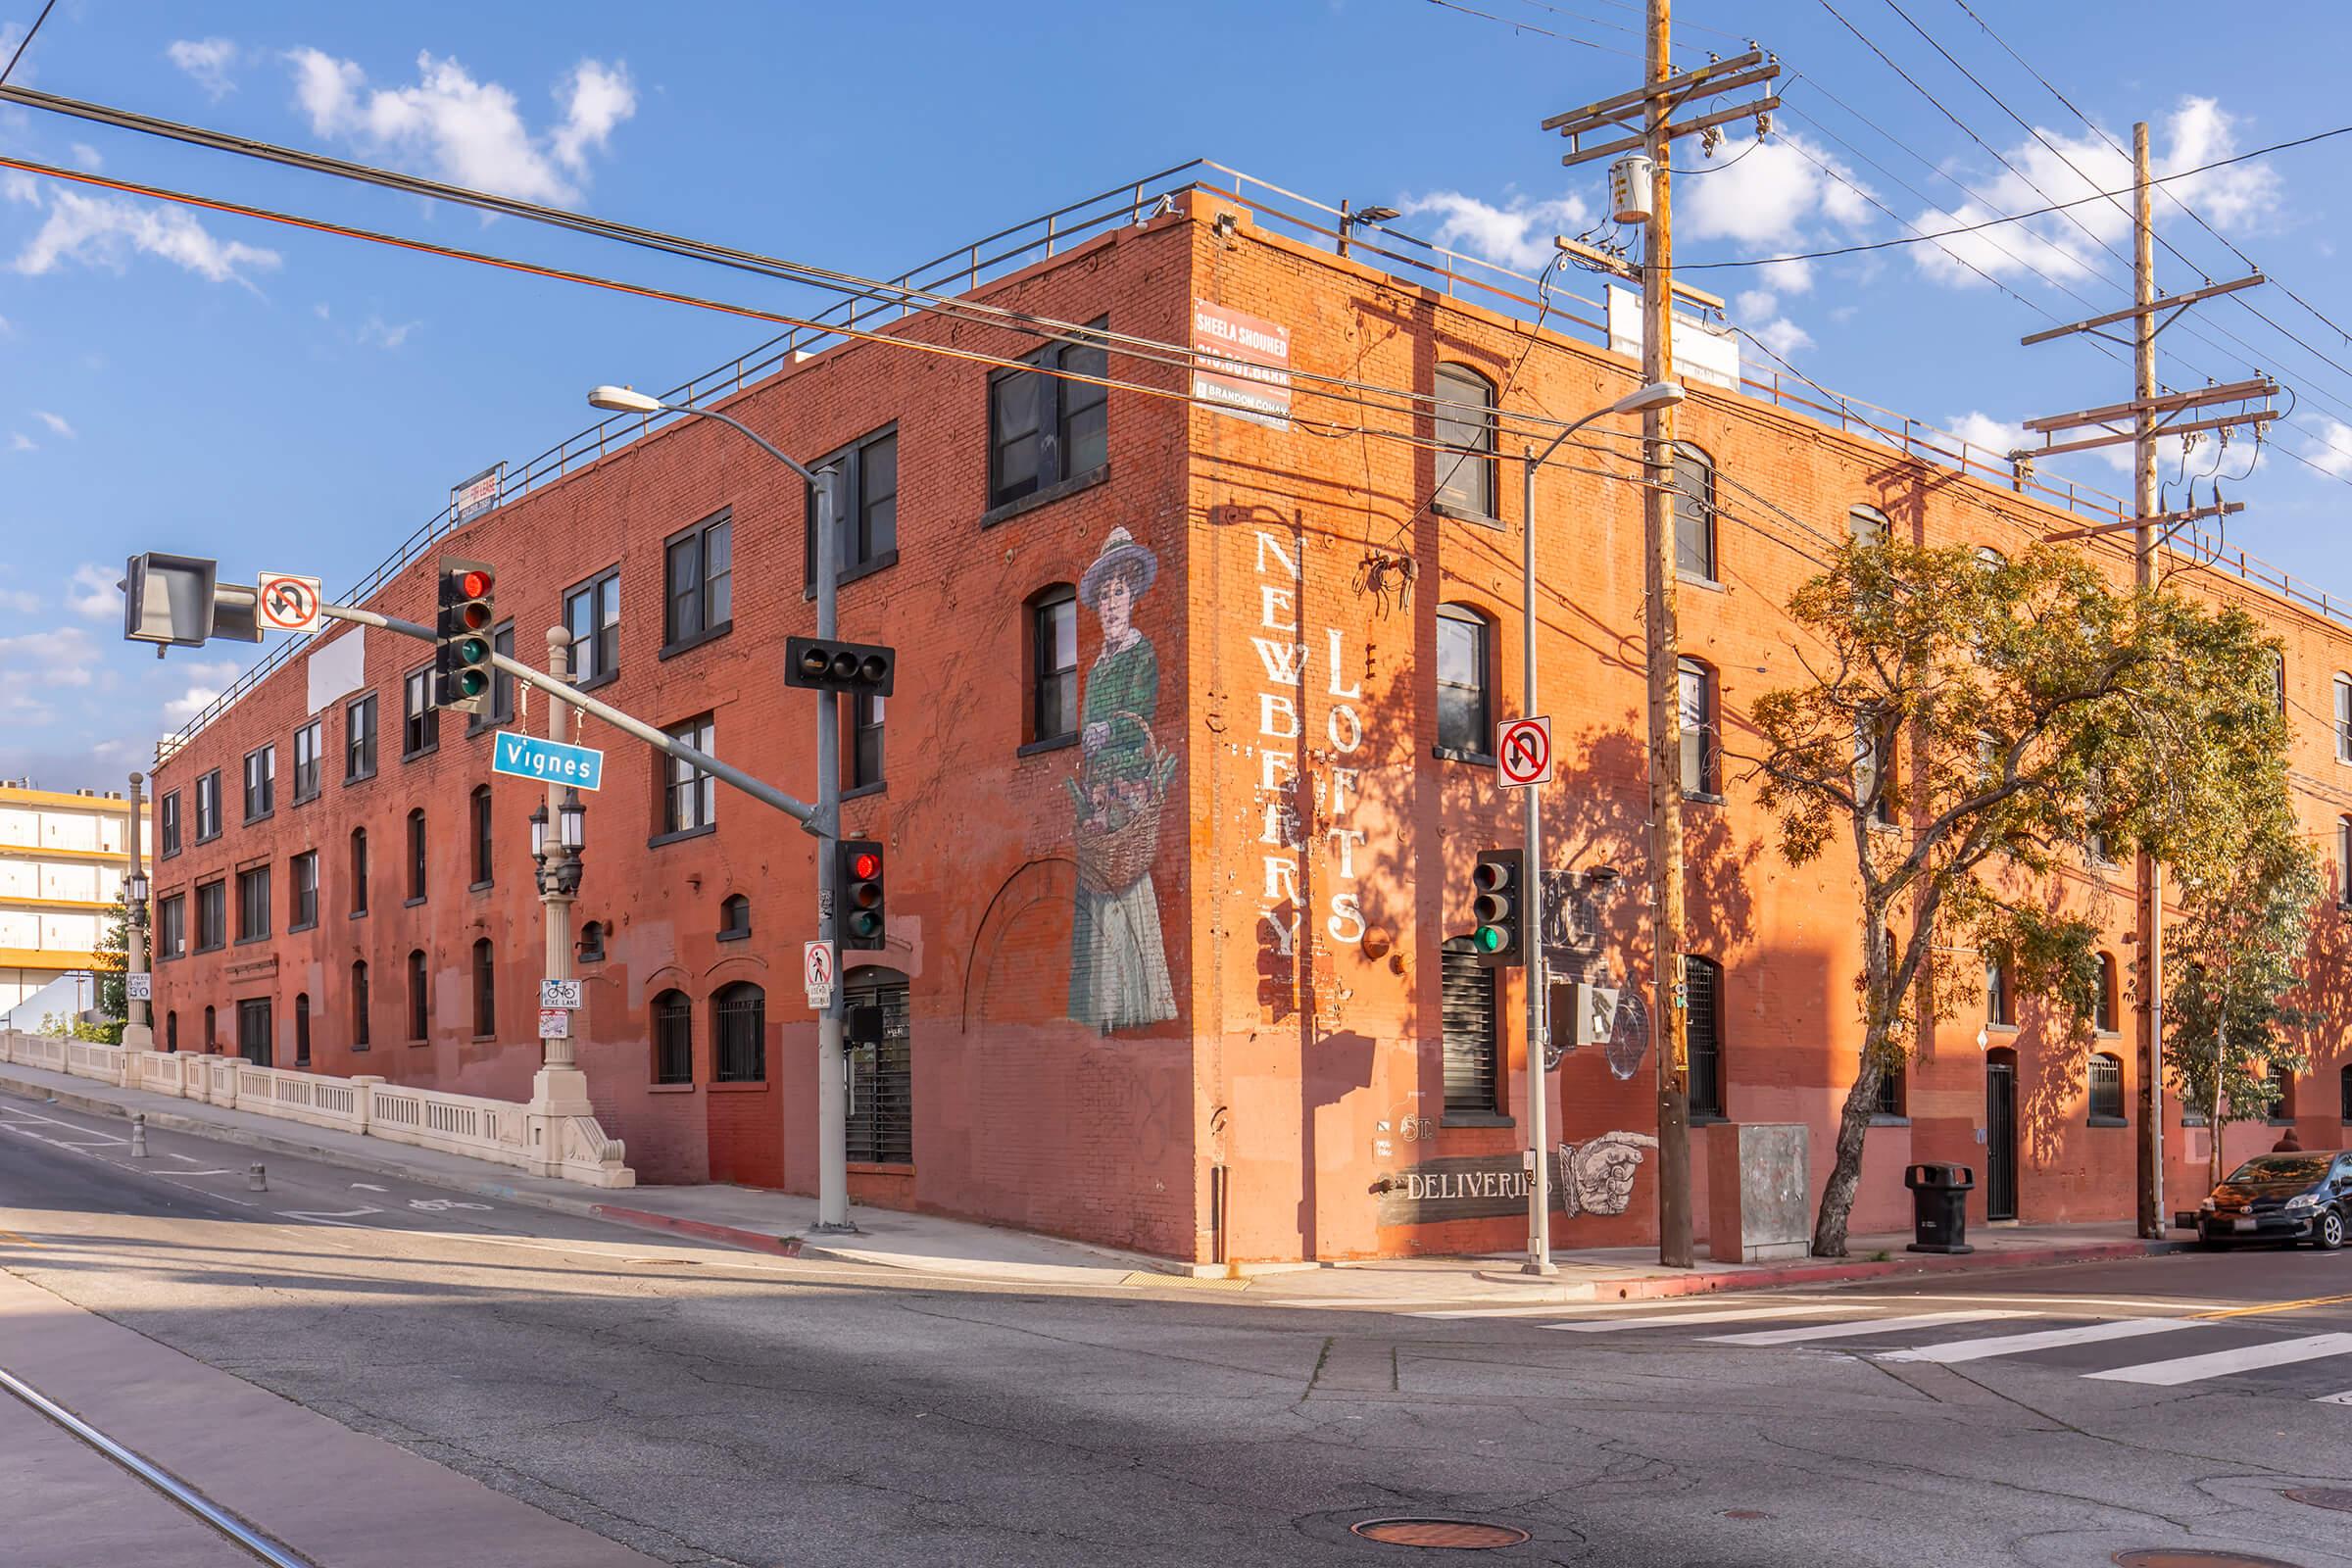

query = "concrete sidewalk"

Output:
[[1, 1054, 2183, 1302]]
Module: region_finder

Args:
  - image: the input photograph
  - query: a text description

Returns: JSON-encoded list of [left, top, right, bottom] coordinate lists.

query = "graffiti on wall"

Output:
[[1066, 526, 1180, 1032]]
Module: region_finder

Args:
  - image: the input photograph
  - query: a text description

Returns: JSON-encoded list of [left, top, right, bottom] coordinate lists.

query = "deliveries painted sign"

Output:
[[492, 733, 606, 791], [1192, 300, 1292, 428]]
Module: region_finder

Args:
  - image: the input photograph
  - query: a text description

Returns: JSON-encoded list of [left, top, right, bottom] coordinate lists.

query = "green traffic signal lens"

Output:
[[1476, 927, 1503, 952], [457, 669, 488, 697], [849, 911, 882, 937], [458, 637, 489, 663]]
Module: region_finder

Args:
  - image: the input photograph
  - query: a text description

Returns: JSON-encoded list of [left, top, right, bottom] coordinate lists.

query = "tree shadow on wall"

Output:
[[2283, 896, 2352, 1105]]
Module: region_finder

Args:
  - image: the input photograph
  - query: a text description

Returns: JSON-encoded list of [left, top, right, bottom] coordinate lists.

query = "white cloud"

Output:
[[3, 172, 37, 205], [2304, 416, 2352, 478], [286, 49, 635, 205], [1751, 317, 1814, 359], [67, 143, 101, 172], [356, 315, 420, 349], [1395, 189, 1591, 274], [0, 314, 12, 335], [7, 431, 32, 453], [31, 410, 73, 438], [162, 659, 242, 722], [0, 588, 40, 613], [67, 564, 118, 617], [11, 188, 282, 287], [1734, 287, 1778, 320], [1947, 411, 2031, 462], [0, 627, 99, 700], [1680, 132, 1875, 247], [169, 37, 239, 100]]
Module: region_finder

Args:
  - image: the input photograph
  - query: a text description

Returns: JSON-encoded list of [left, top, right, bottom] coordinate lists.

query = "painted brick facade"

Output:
[[150, 192, 2352, 1263]]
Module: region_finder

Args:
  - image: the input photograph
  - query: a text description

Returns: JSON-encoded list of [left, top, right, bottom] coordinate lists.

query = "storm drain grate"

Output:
[[2113, 1551, 2310, 1568], [2284, 1488, 2352, 1514], [1351, 1518, 1530, 1549]]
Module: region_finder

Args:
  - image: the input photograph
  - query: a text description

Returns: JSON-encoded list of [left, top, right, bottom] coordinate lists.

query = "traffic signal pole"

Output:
[[811, 466, 854, 1234]]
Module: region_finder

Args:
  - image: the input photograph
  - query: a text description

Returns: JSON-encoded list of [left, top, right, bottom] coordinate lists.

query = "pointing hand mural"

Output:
[[1066, 525, 1179, 1031], [1555, 1131, 1660, 1218]]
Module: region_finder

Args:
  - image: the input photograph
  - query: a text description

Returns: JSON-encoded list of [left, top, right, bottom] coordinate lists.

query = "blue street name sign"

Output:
[[492, 732, 606, 791]]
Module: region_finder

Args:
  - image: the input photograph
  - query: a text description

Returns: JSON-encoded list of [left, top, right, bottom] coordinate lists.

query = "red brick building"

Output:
[[147, 169, 2352, 1263]]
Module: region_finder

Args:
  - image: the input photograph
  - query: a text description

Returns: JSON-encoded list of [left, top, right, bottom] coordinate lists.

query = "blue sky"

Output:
[[4, 1, 2350, 787]]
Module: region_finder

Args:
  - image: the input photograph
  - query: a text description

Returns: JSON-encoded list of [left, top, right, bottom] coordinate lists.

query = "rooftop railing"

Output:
[[158, 158, 2348, 760]]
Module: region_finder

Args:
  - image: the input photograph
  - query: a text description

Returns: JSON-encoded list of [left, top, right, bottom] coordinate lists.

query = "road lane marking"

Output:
[[1703, 1309, 2026, 1346], [2085, 1331, 2352, 1386], [1407, 1304, 1622, 1319], [1543, 1305, 1834, 1333], [2194, 1292, 2352, 1321], [2317, 1389, 2352, 1405], [278, 1207, 387, 1227], [1878, 1317, 2204, 1364]]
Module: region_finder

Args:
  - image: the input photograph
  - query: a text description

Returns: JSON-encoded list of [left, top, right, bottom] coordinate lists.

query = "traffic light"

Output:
[[838, 839, 886, 951], [785, 636, 895, 697], [1471, 848, 1525, 969], [434, 557, 497, 714]]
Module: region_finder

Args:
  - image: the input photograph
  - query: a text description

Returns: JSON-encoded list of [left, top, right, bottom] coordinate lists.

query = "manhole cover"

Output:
[[2113, 1551, 2309, 1568], [1351, 1518, 1531, 1549], [2285, 1488, 2352, 1514]]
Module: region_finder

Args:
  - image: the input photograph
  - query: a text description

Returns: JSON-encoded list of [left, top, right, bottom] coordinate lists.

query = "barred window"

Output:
[[2088, 1053, 2124, 1122], [845, 968, 913, 1165], [653, 990, 693, 1085], [1440, 937, 1498, 1118], [713, 982, 765, 1083], [1687, 956, 1724, 1117]]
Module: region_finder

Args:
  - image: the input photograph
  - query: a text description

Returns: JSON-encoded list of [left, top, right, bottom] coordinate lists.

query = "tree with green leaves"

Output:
[[89, 892, 129, 1045], [1751, 538, 2291, 1257], [2164, 807, 2321, 1186]]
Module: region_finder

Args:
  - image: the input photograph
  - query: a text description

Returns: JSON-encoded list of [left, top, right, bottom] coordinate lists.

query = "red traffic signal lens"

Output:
[[1473, 861, 1511, 893], [461, 603, 493, 631], [459, 568, 493, 598], [850, 852, 880, 880]]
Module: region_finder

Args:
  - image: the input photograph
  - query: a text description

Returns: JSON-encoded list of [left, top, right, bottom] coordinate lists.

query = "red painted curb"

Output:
[[593, 1204, 806, 1258], [1584, 1239, 2180, 1302]]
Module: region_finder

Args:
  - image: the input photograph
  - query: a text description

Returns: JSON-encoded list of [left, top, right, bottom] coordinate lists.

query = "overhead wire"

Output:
[[1421, 0, 1639, 57], [0, 0, 54, 84]]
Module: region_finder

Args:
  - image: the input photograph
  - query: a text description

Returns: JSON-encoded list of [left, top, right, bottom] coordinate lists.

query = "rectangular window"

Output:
[[845, 976, 913, 1164], [466, 622, 516, 733], [654, 992, 693, 1085], [195, 879, 225, 952], [1440, 940, 1498, 1118], [156, 893, 185, 959], [2088, 1054, 2124, 1122], [663, 511, 734, 652], [1875, 1063, 1905, 1119], [470, 789, 494, 887], [242, 744, 275, 822], [351, 830, 368, 916], [1678, 659, 1717, 795], [806, 426, 900, 588], [235, 863, 270, 943], [851, 692, 885, 790], [564, 567, 621, 685], [159, 791, 182, 858], [1433, 364, 1497, 518], [403, 667, 439, 759], [292, 719, 322, 803], [2338, 676, 2352, 763], [1986, 961, 2012, 1027], [1435, 607, 1491, 756], [1687, 957, 1724, 1117], [236, 996, 272, 1067], [987, 321, 1108, 511], [408, 951, 428, 1041], [353, 962, 371, 1049], [1673, 444, 1717, 581], [661, 715, 716, 836], [1032, 590, 1078, 743], [289, 851, 318, 931], [407, 810, 426, 901], [346, 693, 378, 781], [195, 770, 221, 841]]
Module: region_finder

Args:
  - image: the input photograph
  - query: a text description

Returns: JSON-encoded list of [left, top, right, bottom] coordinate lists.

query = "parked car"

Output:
[[2194, 1152, 2352, 1249]]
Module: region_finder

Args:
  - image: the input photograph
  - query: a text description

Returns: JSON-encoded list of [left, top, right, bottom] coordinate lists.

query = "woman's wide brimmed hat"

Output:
[[1079, 525, 1158, 608]]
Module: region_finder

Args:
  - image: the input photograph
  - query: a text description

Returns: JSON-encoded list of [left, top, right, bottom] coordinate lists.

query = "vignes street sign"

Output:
[[493, 733, 605, 791]]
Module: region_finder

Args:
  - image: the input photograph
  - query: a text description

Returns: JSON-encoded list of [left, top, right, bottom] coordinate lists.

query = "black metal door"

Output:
[[1984, 1054, 2018, 1220], [236, 997, 272, 1068]]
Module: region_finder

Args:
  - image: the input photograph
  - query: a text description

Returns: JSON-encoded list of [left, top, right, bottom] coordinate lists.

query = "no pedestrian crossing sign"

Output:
[[1494, 715, 1552, 788], [805, 940, 835, 1010]]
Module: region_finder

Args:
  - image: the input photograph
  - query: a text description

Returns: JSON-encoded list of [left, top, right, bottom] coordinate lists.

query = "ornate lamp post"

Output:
[[122, 771, 153, 1051]]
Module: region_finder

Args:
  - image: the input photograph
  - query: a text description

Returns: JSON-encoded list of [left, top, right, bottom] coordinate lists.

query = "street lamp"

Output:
[[1513, 378, 1685, 1277], [559, 787, 585, 853], [127, 871, 149, 909], [1338, 201, 1399, 259]]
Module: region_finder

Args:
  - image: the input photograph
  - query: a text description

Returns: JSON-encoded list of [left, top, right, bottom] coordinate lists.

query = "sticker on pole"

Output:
[[537, 1008, 570, 1040], [1495, 715, 1553, 788], [257, 571, 322, 632], [804, 940, 836, 1009], [539, 978, 582, 1009], [125, 973, 151, 1002]]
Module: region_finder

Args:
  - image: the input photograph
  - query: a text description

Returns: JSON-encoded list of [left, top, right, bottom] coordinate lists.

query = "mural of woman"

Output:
[[1066, 525, 1179, 1031]]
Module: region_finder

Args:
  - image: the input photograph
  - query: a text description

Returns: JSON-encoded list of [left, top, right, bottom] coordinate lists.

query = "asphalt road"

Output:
[[5, 1086, 2351, 1568]]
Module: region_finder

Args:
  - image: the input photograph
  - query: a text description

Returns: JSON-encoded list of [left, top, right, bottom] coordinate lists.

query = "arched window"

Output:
[[1440, 936, 1498, 1117], [470, 786, 493, 887], [2095, 953, 2119, 1034], [1848, 504, 1887, 549], [407, 949, 428, 1041], [1687, 956, 1724, 1117], [1678, 656, 1718, 796], [166, 1009, 178, 1052], [295, 992, 311, 1067], [2335, 673, 2352, 763], [352, 960, 370, 1049], [471, 938, 496, 1038], [1435, 603, 1493, 757], [578, 920, 607, 963], [1976, 545, 2007, 573], [653, 990, 693, 1085], [407, 808, 426, 901], [2270, 648, 2287, 714], [845, 966, 913, 1165], [350, 826, 368, 916], [2087, 1053, 2124, 1122], [1027, 584, 1079, 745], [203, 1004, 216, 1051], [1986, 958, 2012, 1028], [1672, 441, 1717, 581], [718, 894, 751, 940], [2340, 817, 2352, 907], [712, 982, 766, 1083], [1433, 363, 1497, 518]]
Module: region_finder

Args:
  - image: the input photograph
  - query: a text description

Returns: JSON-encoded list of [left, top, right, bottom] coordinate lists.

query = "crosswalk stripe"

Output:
[[1407, 1304, 1613, 1319], [2316, 1389, 2352, 1405], [1702, 1309, 2025, 1346], [2086, 1331, 2352, 1387], [1877, 1317, 2203, 1364], [1542, 1304, 1832, 1334]]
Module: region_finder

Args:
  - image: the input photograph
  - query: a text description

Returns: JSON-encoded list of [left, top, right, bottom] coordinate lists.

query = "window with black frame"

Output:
[[469, 786, 493, 887], [346, 693, 378, 781], [195, 769, 220, 841], [402, 667, 438, 759], [654, 990, 693, 1084], [472, 938, 496, 1038], [846, 968, 913, 1164], [1432, 363, 1497, 518], [2088, 1053, 2124, 1122], [1435, 604, 1491, 757], [407, 808, 426, 901], [407, 950, 428, 1041], [350, 827, 368, 916], [196, 879, 224, 951], [1440, 937, 1498, 1119], [235, 863, 270, 943], [289, 851, 318, 931], [1678, 657, 1718, 795], [243, 743, 274, 821], [156, 893, 185, 959], [663, 511, 734, 652], [1687, 956, 1724, 1117], [806, 426, 899, 587], [159, 790, 181, 858], [713, 982, 765, 1083], [352, 960, 370, 1049], [987, 322, 1107, 512], [849, 691, 885, 790], [1673, 442, 1717, 581], [564, 567, 621, 685], [660, 715, 716, 836], [1029, 585, 1078, 745], [292, 719, 322, 803]]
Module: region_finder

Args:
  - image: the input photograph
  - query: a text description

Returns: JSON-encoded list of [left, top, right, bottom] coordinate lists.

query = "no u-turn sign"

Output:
[[1495, 715, 1552, 788]]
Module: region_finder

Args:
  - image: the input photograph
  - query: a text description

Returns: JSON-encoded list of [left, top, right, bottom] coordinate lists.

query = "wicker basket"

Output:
[[1076, 793, 1162, 896]]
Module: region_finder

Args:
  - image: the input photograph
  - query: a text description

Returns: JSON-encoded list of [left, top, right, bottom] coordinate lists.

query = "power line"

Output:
[[0, 0, 55, 84], [1422, 0, 1638, 56]]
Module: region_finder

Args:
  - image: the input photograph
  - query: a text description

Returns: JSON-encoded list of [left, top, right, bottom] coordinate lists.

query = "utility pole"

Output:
[[812, 467, 853, 1234], [1542, 6, 1776, 1270], [2013, 122, 2275, 1242]]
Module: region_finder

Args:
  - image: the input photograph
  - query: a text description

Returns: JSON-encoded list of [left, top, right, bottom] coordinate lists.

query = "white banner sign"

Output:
[[537, 1008, 570, 1040]]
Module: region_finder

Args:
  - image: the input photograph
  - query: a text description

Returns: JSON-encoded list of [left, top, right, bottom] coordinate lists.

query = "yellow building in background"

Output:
[[0, 780, 142, 1014]]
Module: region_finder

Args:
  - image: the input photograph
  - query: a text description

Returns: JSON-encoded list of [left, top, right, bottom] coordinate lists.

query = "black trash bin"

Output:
[[1904, 1162, 1975, 1254]]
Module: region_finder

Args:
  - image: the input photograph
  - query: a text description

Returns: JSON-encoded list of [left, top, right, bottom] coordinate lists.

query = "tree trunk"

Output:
[[1811, 1046, 1884, 1257], [2208, 1025, 2227, 1190]]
